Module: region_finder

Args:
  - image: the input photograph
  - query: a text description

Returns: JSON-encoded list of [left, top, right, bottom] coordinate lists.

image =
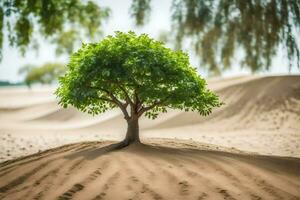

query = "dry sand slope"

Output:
[[0, 75, 300, 199], [2, 75, 299, 159], [0, 141, 300, 200]]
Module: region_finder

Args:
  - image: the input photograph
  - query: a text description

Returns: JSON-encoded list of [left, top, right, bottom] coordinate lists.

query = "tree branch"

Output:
[[117, 85, 136, 117], [134, 90, 142, 111], [93, 80, 134, 106], [137, 101, 161, 118], [123, 101, 129, 109], [137, 95, 172, 118], [90, 86, 130, 119], [98, 97, 115, 104], [118, 85, 134, 106]]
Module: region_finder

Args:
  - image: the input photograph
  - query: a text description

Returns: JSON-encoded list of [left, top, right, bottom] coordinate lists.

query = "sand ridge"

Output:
[[0, 140, 300, 200]]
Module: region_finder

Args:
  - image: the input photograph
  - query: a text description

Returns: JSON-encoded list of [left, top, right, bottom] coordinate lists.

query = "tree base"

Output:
[[110, 139, 141, 150]]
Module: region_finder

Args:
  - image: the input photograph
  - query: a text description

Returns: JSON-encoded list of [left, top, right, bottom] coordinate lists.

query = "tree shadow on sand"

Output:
[[63, 140, 300, 177], [64, 141, 145, 160]]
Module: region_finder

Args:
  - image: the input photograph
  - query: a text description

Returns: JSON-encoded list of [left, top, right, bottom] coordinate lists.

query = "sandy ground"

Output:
[[0, 75, 300, 199], [0, 140, 300, 200]]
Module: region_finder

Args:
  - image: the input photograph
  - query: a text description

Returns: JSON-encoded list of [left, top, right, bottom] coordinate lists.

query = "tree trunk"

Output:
[[123, 117, 140, 145]]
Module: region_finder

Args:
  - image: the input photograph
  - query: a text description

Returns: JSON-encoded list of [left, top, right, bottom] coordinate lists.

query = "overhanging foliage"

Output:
[[131, 0, 300, 75]]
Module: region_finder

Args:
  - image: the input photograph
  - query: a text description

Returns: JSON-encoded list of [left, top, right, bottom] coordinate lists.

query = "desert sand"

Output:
[[0, 75, 300, 199]]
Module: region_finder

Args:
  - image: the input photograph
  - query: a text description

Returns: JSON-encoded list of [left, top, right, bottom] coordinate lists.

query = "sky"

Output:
[[0, 0, 298, 82]]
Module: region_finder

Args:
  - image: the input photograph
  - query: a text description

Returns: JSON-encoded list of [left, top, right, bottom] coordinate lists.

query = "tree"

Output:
[[0, 0, 110, 60], [19, 62, 65, 87], [130, 0, 151, 26], [56, 31, 222, 147], [130, 0, 300, 75]]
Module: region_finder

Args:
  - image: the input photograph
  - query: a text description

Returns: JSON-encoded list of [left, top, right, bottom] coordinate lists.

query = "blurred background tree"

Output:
[[130, 0, 300, 75], [130, 0, 151, 26], [1, 0, 299, 79], [18, 62, 65, 87], [0, 0, 110, 60]]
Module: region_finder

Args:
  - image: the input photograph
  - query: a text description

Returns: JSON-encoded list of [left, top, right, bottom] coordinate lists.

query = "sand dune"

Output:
[[151, 75, 300, 130], [0, 75, 299, 158], [0, 87, 55, 109], [0, 75, 300, 199], [29, 107, 92, 122], [0, 140, 300, 200]]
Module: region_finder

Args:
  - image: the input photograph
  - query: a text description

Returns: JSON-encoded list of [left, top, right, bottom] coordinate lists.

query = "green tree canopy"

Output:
[[131, 0, 300, 75], [56, 31, 221, 146], [0, 0, 110, 59], [19, 62, 65, 87]]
